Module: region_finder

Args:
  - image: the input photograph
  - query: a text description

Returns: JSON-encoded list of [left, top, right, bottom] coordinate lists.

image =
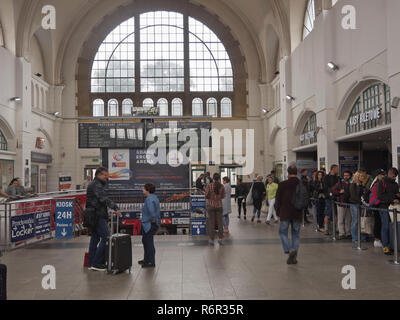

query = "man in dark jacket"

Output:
[[331, 170, 352, 239], [275, 165, 302, 265], [195, 174, 205, 191], [86, 167, 121, 271], [377, 167, 400, 255], [235, 178, 248, 219], [300, 169, 311, 224], [323, 164, 339, 235]]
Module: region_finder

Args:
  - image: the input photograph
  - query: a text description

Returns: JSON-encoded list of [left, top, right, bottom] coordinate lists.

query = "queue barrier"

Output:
[[0, 192, 86, 252], [310, 198, 400, 264]]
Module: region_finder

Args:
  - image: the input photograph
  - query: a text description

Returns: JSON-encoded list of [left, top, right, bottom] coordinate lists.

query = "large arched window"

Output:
[[93, 99, 105, 117], [192, 98, 203, 116], [122, 98, 133, 115], [108, 99, 119, 117], [221, 98, 232, 118], [300, 114, 317, 146], [207, 98, 217, 117], [89, 10, 235, 118], [0, 130, 7, 151], [172, 98, 183, 116], [303, 0, 315, 40], [157, 98, 168, 116], [346, 83, 391, 135]]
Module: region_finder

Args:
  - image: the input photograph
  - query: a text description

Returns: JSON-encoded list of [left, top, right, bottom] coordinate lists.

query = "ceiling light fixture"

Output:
[[10, 97, 22, 102], [327, 62, 339, 71], [286, 95, 295, 101]]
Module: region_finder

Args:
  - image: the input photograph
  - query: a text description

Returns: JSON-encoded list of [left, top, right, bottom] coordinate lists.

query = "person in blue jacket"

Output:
[[139, 183, 161, 268]]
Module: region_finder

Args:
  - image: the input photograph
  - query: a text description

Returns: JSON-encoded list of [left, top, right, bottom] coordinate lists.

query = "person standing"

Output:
[[323, 165, 340, 235], [196, 174, 205, 191], [82, 175, 92, 189], [270, 170, 280, 184], [275, 165, 303, 265], [139, 183, 161, 268], [300, 169, 311, 224], [86, 167, 121, 271], [235, 178, 248, 220], [265, 175, 279, 224], [349, 171, 367, 244], [377, 168, 400, 255], [331, 170, 352, 240], [368, 169, 386, 248], [251, 176, 266, 223], [205, 172, 212, 185], [205, 173, 226, 245], [312, 171, 326, 232], [309, 170, 318, 226], [222, 177, 232, 233], [6, 178, 27, 198]]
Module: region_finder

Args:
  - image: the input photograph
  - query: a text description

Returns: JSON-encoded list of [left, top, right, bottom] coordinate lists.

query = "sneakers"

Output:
[[90, 264, 107, 272], [374, 240, 383, 248], [251, 216, 255, 222], [243, 216, 247, 220], [237, 215, 241, 219], [142, 262, 155, 268], [138, 260, 146, 265], [265, 220, 271, 225], [383, 247, 393, 255], [287, 249, 297, 265]]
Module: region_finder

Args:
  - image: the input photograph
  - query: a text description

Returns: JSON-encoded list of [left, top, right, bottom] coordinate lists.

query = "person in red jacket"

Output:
[[275, 165, 303, 265]]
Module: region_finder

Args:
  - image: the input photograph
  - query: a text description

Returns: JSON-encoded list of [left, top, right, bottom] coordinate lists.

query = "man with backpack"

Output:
[[377, 168, 400, 255], [331, 170, 352, 240], [275, 165, 308, 265]]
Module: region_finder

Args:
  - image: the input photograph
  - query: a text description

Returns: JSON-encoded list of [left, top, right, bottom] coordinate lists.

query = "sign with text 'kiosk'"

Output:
[[55, 200, 74, 239]]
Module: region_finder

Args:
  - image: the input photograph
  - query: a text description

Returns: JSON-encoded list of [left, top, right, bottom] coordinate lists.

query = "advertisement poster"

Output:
[[108, 149, 130, 181], [191, 196, 206, 235], [10, 214, 36, 243], [59, 173, 72, 191], [55, 200, 74, 239], [35, 210, 51, 236]]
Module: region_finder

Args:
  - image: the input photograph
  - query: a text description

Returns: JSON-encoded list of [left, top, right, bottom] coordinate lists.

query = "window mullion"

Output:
[[183, 13, 190, 116], [135, 13, 141, 100]]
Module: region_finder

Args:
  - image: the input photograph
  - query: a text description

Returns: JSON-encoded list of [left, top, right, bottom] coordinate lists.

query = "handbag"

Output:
[[246, 183, 254, 205], [360, 209, 374, 235], [83, 207, 98, 229], [261, 200, 269, 213]]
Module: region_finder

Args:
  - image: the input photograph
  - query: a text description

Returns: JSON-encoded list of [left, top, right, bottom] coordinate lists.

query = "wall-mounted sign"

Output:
[[349, 107, 382, 126], [36, 137, 45, 149], [59, 174, 72, 191], [31, 152, 52, 164], [300, 131, 315, 142]]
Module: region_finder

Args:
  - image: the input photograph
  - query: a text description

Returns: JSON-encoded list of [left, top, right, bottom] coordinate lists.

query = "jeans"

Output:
[[311, 202, 317, 225], [253, 206, 261, 219], [350, 205, 366, 242], [237, 198, 246, 217], [279, 220, 301, 257], [337, 206, 351, 237], [373, 210, 382, 240], [316, 199, 325, 228], [324, 199, 332, 219], [222, 214, 230, 228], [380, 210, 390, 248], [266, 198, 278, 221], [88, 218, 110, 267], [207, 206, 223, 240], [142, 223, 158, 265]]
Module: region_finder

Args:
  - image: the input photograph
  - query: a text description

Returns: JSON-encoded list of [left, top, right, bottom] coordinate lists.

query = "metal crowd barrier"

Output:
[[310, 197, 400, 264], [0, 192, 87, 252]]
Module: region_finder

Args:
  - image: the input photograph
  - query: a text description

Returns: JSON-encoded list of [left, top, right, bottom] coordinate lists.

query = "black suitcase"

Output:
[[106, 214, 132, 275], [0, 264, 6, 300]]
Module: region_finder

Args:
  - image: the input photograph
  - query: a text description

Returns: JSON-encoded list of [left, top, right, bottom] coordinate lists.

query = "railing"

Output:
[[310, 197, 400, 265], [0, 191, 88, 252]]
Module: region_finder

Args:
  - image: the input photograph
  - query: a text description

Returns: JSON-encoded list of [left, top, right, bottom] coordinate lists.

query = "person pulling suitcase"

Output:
[[138, 183, 161, 268], [86, 167, 121, 271]]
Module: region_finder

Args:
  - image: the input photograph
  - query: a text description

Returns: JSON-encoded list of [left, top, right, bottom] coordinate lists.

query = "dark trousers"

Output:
[[142, 224, 158, 265], [316, 199, 325, 228], [238, 198, 247, 217], [373, 210, 382, 240], [88, 218, 110, 267]]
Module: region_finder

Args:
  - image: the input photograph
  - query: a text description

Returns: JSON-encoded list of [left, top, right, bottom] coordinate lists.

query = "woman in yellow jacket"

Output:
[[266, 175, 279, 224]]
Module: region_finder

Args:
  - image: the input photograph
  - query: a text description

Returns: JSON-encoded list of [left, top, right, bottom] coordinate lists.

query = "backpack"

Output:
[[369, 180, 386, 206], [292, 181, 310, 210]]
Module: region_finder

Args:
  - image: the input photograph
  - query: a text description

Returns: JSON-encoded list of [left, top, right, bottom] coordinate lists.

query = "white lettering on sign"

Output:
[[57, 201, 73, 207], [41, 265, 56, 290], [349, 108, 381, 127], [300, 131, 315, 142]]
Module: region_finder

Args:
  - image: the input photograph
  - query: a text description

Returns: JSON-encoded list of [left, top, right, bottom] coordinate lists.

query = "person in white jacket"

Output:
[[222, 177, 232, 233]]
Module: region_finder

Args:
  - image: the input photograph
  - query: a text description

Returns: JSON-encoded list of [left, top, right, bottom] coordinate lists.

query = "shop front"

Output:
[[293, 113, 318, 176], [336, 82, 392, 175]]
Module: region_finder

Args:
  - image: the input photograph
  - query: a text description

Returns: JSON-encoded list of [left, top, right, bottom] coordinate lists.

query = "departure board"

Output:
[[79, 123, 145, 149]]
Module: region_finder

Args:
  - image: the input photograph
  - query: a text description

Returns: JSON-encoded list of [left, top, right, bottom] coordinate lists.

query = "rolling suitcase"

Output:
[[106, 214, 132, 275], [0, 264, 6, 300]]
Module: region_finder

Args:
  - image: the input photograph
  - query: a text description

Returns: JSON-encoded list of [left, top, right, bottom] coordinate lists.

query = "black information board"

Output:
[[79, 122, 145, 149]]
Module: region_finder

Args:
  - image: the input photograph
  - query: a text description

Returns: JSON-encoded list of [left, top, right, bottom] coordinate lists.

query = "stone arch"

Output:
[[336, 77, 388, 121], [0, 114, 16, 152], [269, 125, 281, 145], [38, 128, 53, 148], [294, 109, 316, 136]]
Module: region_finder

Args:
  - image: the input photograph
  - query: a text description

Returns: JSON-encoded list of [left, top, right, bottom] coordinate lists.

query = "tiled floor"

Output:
[[2, 203, 400, 300]]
